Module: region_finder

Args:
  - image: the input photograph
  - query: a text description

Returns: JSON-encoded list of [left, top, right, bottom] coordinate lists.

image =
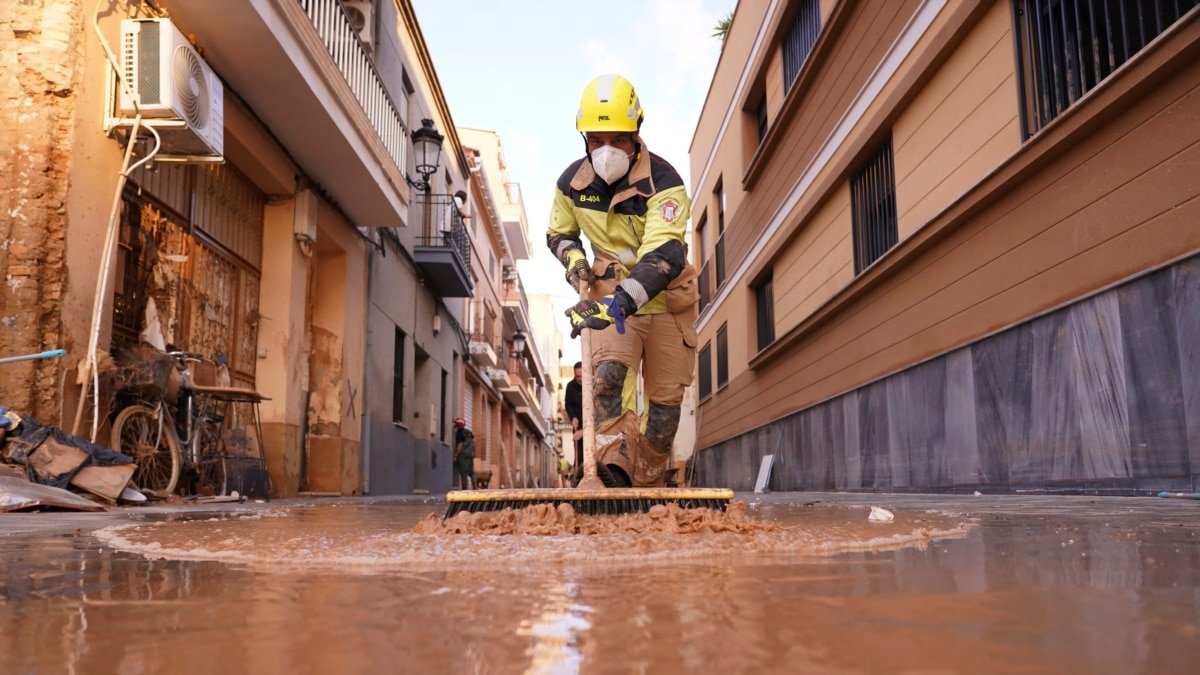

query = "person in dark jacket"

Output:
[[564, 362, 584, 485]]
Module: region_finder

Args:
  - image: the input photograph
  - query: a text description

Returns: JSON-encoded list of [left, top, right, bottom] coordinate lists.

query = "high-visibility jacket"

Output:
[[547, 141, 691, 316]]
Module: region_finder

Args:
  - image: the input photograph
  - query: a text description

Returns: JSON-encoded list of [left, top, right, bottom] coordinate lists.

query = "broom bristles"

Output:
[[443, 487, 735, 519]]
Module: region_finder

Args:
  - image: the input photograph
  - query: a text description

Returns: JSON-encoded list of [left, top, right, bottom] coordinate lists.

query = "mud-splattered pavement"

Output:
[[1, 492, 1198, 673]]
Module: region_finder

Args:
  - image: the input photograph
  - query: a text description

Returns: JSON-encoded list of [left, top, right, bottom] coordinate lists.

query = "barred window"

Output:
[[698, 342, 713, 400], [393, 327, 406, 423], [851, 136, 898, 274], [755, 274, 775, 352], [715, 180, 727, 288], [697, 213, 713, 312], [716, 324, 730, 388], [783, 0, 821, 93], [1013, 0, 1199, 137], [755, 95, 769, 143]]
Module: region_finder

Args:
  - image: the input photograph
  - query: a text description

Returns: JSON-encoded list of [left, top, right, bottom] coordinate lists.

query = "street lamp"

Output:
[[512, 330, 527, 355], [406, 118, 444, 192]]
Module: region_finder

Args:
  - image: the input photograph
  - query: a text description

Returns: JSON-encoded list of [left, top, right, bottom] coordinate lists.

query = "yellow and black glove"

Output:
[[561, 248, 593, 291], [565, 294, 628, 338]]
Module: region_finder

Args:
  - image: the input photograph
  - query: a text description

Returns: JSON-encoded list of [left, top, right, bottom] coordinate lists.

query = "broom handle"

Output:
[[578, 281, 601, 488]]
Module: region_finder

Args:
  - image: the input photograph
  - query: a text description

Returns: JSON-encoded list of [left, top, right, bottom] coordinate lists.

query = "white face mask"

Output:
[[590, 145, 631, 184]]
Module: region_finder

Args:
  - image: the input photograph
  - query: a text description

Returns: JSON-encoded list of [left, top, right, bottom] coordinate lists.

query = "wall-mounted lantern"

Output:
[[406, 118, 444, 192]]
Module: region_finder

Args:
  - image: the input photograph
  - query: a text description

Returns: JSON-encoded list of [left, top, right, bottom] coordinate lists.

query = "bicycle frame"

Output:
[[122, 352, 227, 493]]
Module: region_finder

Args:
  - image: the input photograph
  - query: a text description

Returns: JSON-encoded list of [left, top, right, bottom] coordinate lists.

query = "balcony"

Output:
[[486, 365, 511, 388], [468, 331, 498, 368], [164, 0, 412, 229], [498, 353, 539, 412], [413, 194, 473, 297], [515, 406, 546, 437], [501, 276, 530, 333]]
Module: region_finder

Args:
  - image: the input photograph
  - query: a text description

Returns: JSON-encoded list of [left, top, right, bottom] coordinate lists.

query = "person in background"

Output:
[[564, 361, 584, 485], [453, 190, 470, 225], [452, 417, 475, 490]]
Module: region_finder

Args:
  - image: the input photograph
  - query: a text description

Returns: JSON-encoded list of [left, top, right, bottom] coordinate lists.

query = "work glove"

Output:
[[566, 294, 626, 338], [562, 248, 593, 291]]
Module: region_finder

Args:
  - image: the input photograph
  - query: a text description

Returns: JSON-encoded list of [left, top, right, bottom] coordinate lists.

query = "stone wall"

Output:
[[0, 0, 83, 421], [694, 254, 1200, 494]]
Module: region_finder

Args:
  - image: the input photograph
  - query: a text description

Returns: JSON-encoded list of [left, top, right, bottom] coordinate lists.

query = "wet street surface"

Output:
[[1, 493, 1198, 673]]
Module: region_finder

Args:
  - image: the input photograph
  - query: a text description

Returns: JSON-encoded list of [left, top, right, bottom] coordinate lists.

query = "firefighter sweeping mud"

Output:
[[443, 75, 729, 517], [552, 73, 699, 490]]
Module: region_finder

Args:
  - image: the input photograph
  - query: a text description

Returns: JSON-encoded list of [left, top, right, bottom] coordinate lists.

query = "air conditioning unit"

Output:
[[119, 18, 223, 157], [342, 0, 375, 51]]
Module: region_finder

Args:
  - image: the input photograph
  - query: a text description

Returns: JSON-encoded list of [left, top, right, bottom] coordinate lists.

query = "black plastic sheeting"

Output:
[[2, 417, 132, 489]]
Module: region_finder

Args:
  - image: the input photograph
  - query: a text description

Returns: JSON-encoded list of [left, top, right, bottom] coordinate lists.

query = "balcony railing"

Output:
[[504, 182, 524, 209], [715, 233, 726, 288], [502, 277, 529, 314], [412, 194, 472, 297], [506, 353, 538, 405], [298, 0, 407, 174], [469, 329, 497, 350], [414, 194, 472, 265]]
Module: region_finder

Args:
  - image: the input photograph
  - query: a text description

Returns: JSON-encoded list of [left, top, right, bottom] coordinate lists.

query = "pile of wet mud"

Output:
[[416, 501, 779, 536], [92, 501, 973, 571]]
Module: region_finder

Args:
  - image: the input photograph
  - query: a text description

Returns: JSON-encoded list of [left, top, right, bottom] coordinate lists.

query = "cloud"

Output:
[[573, 0, 727, 189]]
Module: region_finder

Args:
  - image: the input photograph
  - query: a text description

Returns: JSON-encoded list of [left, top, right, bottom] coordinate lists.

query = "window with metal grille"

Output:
[[716, 324, 729, 388], [851, 136, 898, 274], [698, 342, 713, 400], [393, 327, 406, 423], [1013, 0, 1199, 137], [783, 0, 821, 93], [699, 261, 712, 312], [755, 274, 775, 352], [715, 180, 727, 287], [755, 95, 769, 143]]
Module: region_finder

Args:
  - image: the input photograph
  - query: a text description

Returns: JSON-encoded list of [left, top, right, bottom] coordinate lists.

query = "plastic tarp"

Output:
[[2, 417, 132, 489], [0, 476, 106, 512]]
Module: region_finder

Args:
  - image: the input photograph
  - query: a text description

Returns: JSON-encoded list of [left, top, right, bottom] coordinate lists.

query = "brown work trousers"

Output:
[[588, 304, 697, 486]]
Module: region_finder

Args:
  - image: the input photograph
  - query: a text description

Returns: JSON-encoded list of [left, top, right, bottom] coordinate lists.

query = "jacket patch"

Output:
[[660, 199, 680, 223]]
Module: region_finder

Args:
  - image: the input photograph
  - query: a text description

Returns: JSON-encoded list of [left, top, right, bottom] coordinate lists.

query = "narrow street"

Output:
[[4, 0, 1200, 671], [2, 494, 1198, 673]]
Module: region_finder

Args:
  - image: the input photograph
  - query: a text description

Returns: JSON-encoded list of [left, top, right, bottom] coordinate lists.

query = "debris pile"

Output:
[[0, 412, 142, 512]]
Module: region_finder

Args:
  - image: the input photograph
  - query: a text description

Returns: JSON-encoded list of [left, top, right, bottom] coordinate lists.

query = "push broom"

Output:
[[444, 280, 733, 518]]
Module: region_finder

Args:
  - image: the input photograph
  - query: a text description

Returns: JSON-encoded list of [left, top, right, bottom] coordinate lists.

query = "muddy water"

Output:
[[1, 498, 1198, 674]]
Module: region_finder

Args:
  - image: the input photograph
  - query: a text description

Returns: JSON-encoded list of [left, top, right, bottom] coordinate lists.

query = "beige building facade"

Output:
[[690, 0, 1200, 492], [457, 127, 555, 488]]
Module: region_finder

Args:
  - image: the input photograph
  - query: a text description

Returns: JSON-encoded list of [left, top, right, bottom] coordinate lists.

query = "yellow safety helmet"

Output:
[[576, 74, 643, 133]]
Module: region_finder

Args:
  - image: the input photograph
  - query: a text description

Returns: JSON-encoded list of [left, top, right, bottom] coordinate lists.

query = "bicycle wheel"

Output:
[[111, 404, 182, 496], [194, 420, 227, 497]]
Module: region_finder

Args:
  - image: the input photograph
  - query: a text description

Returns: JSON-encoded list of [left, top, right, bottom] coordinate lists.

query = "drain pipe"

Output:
[[360, 231, 375, 495]]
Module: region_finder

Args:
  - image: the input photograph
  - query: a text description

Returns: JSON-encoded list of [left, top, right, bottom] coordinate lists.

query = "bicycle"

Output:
[[110, 351, 230, 497]]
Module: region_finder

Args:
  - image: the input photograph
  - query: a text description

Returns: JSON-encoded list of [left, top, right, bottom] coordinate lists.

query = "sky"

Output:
[[411, 0, 733, 366]]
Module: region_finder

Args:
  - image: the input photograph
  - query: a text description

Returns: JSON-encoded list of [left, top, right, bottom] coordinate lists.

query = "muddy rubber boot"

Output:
[[594, 410, 639, 488], [596, 462, 632, 488]]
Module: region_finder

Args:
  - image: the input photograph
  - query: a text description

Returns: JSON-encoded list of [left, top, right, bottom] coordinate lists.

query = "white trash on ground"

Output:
[[868, 506, 894, 523]]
